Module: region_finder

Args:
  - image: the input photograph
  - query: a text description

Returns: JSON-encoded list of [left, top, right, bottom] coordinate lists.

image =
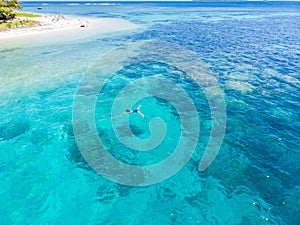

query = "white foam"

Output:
[[226, 81, 255, 93]]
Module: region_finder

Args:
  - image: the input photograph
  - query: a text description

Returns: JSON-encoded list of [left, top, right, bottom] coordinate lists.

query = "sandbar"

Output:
[[0, 14, 141, 42]]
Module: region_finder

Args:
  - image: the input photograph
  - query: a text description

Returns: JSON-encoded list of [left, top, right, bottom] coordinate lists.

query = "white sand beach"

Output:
[[0, 13, 141, 42]]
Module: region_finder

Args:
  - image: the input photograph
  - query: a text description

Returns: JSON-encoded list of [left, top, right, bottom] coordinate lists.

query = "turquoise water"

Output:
[[1, 1, 300, 224]]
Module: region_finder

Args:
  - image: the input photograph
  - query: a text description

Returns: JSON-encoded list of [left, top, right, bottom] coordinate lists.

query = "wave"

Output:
[[100, 3, 117, 6], [84, 3, 118, 6]]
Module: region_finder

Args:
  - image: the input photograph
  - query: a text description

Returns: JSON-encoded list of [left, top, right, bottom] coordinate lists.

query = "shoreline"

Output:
[[0, 13, 141, 42]]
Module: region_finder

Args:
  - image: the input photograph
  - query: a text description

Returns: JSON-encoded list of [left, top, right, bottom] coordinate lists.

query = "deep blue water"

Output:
[[0, 1, 300, 225]]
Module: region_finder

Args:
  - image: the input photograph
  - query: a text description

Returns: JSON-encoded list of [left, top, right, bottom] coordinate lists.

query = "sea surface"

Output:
[[0, 1, 300, 225]]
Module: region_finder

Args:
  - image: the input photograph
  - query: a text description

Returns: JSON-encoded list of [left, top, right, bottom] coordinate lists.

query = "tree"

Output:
[[0, 0, 22, 22]]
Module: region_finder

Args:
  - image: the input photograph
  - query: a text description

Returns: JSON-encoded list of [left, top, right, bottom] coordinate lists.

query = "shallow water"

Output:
[[0, 1, 299, 225]]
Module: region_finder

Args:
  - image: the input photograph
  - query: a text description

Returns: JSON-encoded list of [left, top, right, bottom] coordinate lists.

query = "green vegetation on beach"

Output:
[[0, 0, 40, 31], [15, 12, 41, 18], [0, 19, 39, 31], [0, 0, 21, 21]]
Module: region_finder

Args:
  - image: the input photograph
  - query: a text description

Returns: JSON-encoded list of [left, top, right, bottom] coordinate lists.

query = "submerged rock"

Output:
[[66, 140, 92, 171], [0, 120, 29, 140], [129, 124, 145, 136]]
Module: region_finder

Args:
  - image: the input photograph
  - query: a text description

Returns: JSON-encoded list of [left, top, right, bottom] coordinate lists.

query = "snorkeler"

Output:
[[124, 105, 144, 118]]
